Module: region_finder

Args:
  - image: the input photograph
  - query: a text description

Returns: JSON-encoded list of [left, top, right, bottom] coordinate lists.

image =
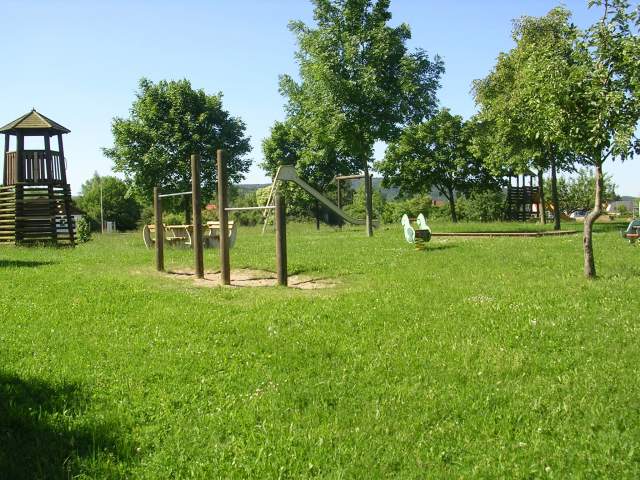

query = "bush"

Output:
[[343, 184, 386, 222], [76, 217, 91, 243], [382, 195, 432, 224], [138, 204, 154, 228], [429, 204, 454, 221], [457, 190, 505, 222]]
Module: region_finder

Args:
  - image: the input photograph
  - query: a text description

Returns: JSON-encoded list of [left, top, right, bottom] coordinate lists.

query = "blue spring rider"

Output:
[[402, 214, 432, 249]]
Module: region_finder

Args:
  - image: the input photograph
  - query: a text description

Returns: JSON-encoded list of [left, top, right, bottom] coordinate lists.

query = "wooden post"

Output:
[[364, 163, 373, 237], [275, 191, 287, 286], [16, 133, 24, 183], [57, 134, 67, 184], [154, 186, 164, 272], [537, 169, 546, 225], [217, 149, 231, 285], [191, 154, 204, 278], [44, 135, 57, 241], [3, 134, 9, 185], [337, 179, 342, 229], [56, 134, 75, 245]]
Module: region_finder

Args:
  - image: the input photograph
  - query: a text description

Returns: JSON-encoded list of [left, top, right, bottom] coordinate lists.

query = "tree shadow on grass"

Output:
[[592, 222, 630, 233], [0, 373, 132, 479], [425, 243, 458, 252], [0, 259, 56, 269]]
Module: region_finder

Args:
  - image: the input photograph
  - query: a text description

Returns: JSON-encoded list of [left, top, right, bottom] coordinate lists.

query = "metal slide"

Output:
[[273, 165, 369, 226]]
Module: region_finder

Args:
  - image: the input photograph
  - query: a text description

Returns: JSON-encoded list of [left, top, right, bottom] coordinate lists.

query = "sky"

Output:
[[1, 0, 638, 197]]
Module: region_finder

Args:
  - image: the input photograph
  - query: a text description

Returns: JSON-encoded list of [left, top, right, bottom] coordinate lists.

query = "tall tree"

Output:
[[377, 109, 501, 222], [566, 0, 640, 278], [472, 7, 580, 230], [104, 78, 251, 222], [76, 174, 142, 231], [279, 0, 444, 235]]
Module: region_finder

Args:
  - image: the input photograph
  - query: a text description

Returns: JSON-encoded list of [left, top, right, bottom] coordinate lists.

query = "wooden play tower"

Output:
[[505, 171, 540, 222], [0, 110, 75, 245]]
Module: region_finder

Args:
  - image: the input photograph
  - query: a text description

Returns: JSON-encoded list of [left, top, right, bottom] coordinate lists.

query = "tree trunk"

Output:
[[363, 162, 373, 237], [538, 169, 546, 225], [583, 162, 603, 279], [315, 199, 320, 230], [448, 187, 458, 223], [550, 157, 561, 231]]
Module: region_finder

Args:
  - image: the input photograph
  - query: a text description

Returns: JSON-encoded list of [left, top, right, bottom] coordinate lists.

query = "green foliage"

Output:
[[472, 7, 579, 175], [343, 183, 386, 221], [228, 189, 264, 227], [382, 195, 432, 224], [545, 169, 618, 214], [456, 190, 506, 222], [76, 174, 142, 231], [567, 0, 640, 165], [75, 216, 91, 242], [377, 108, 501, 222], [1, 225, 638, 477], [616, 204, 630, 217], [104, 78, 252, 208], [277, 0, 444, 172]]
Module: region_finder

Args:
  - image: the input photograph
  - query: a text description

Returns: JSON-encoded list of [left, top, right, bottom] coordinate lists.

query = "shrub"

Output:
[[382, 195, 432, 224], [76, 217, 92, 243], [457, 190, 505, 222]]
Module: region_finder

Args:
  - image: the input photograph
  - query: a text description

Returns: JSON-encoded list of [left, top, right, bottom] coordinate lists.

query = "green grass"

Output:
[[1, 223, 639, 478]]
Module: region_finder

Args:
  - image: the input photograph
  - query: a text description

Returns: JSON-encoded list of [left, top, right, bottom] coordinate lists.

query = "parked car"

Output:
[[569, 210, 589, 219]]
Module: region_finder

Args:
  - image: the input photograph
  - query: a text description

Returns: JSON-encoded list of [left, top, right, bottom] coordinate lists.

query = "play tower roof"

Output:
[[0, 109, 70, 135]]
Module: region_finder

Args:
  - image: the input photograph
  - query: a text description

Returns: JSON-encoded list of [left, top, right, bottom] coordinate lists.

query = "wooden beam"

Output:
[[191, 154, 204, 279], [337, 179, 342, 229], [335, 174, 366, 181], [57, 134, 67, 184], [217, 149, 231, 285], [16, 133, 24, 183], [275, 191, 287, 286], [3, 135, 9, 185], [154, 187, 164, 272]]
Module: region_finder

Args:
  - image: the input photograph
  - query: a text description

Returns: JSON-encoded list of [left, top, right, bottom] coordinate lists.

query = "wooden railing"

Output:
[[2, 150, 66, 185]]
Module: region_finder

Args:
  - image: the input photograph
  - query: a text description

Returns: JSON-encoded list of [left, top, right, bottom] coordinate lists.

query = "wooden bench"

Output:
[[204, 221, 237, 249], [142, 222, 237, 249]]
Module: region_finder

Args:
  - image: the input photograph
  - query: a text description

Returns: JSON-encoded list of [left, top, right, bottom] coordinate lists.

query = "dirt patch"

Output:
[[166, 268, 337, 289]]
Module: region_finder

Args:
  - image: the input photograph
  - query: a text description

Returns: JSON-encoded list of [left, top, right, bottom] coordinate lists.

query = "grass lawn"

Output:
[[1, 222, 639, 478]]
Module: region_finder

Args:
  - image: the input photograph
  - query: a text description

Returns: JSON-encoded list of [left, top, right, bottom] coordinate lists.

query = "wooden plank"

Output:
[[191, 154, 204, 279], [275, 192, 287, 286], [217, 149, 230, 285], [154, 186, 164, 272]]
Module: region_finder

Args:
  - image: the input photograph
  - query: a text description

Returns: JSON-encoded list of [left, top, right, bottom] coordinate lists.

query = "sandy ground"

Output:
[[166, 268, 337, 289]]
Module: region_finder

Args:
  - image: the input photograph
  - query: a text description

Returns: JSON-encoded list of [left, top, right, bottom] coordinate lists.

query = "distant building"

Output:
[[607, 197, 639, 216]]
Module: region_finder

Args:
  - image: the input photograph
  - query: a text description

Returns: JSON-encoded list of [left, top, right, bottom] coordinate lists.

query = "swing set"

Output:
[[151, 150, 371, 287]]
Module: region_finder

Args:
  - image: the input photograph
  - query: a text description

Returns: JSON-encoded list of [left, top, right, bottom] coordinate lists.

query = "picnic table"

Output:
[[142, 221, 237, 249]]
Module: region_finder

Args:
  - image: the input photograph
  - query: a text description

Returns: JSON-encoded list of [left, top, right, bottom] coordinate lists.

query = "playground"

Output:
[[1, 222, 639, 478]]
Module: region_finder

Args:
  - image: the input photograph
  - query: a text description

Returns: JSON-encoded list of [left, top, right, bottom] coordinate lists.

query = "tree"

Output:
[[279, 0, 444, 235], [545, 169, 617, 215], [564, 0, 640, 278], [377, 109, 500, 222], [76, 174, 142, 231], [472, 7, 580, 230], [104, 78, 251, 222]]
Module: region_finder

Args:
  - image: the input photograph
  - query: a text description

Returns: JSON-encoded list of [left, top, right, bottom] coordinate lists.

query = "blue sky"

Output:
[[2, 0, 638, 196]]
